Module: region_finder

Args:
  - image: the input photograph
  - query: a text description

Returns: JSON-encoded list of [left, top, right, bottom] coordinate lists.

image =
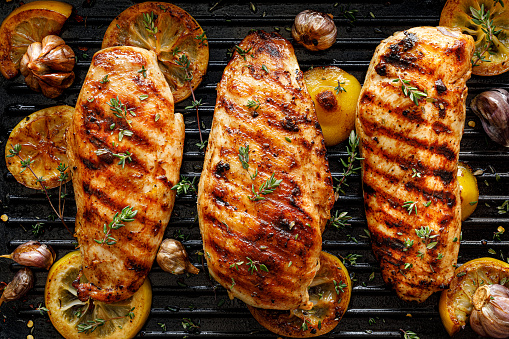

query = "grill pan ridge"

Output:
[[0, 1, 507, 338]]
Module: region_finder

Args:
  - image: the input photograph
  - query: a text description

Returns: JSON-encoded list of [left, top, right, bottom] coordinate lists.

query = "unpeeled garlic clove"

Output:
[[157, 238, 199, 275], [0, 267, 34, 307], [470, 284, 509, 338], [292, 10, 337, 51], [470, 89, 509, 147], [0, 241, 56, 269]]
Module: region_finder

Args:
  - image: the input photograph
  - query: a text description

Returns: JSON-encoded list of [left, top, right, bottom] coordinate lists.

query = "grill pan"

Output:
[[0, 1, 507, 338]]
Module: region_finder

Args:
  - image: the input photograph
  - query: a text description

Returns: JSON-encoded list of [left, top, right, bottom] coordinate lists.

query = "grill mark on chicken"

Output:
[[357, 27, 473, 302], [198, 30, 333, 310], [359, 117, 456, 161]]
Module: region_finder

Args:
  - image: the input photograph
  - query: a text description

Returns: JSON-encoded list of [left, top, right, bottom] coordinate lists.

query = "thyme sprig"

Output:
[[7, 144, 71, 235], [113, 151, 132, 168], [171, 176, 197, 195], [246, 257, 269, 274], [402, 201, 418, 215], [335, 80, 346, 94], [328, 210, 352, 230], [334, 130, 363, 199], [392, 77, 427, 106], [400, 329, 420, 339], [415, 225, 439, 250], [238, 144, 250, 170], [108, 96, 135, 127], [249, 173, 282, 201], [175, 53, 205, 147], [143, 11, 158, 35], [234, 45, 253, 60], [470, 4, 502, 67], [94, 206, 137, 246], [76, 307, 136, 333]]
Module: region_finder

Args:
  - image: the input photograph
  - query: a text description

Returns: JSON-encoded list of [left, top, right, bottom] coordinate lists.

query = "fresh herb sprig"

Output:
[[239, 145, 250, 170], [171, 176, 197, 195], [94, 206, 137, 246], [246, 257, 269, 274], [329, 211, 352, 230], [335, 80, 346, 94], [249, 173, 282, 201], [108, 96, 135, 127], [334, 131, 363, 199], [402, 201, 418, 215], [415, 225, 439, 250], [7, 144, 71, 235], [392, 77, 427, 106], [400, 329, 420, 339], [470, 4, 502, 67], [175, 53, 206, 149], [143, 11, 158, 35], [76, 307, 136, 333]]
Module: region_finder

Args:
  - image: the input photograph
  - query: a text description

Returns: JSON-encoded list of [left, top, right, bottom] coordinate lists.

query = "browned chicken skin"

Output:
[[356, 27, 474, 302], [197, 30, 334, 310], [67, 46, 185, 303]]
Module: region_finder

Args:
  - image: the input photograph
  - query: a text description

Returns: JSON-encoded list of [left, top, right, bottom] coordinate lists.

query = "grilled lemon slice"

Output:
[[439, 257, 509, 336], [5, 105, 73, 189], [0, 1, 72, 79], [248, 251, 351, 337], [440, 0, 509, 76], [102, 2, 209, 103], [45, 251, 152, 339]]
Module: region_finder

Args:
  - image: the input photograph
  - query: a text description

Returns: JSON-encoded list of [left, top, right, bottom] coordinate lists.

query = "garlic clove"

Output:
[[41, 45, 75, 72], [157, 238, 199, 275], [470, 89, 509, 147], [0, 267, 34, 307], [1, 241, 56, 269], [24, 73, 41, 92], [41, 35, 66, 55], [292, 10, 337, 51]]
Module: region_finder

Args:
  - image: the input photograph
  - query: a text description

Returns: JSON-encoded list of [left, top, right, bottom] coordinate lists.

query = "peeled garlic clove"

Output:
[[157, 238, 199, 275], [292, 10, 337, 51], [0, 267, 34, 307], [470, 284, 509, 338], [1, 241, 56, 269], [470, 89, 509, 147]]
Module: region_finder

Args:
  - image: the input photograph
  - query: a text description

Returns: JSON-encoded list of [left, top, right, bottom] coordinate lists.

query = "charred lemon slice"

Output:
[[5, 105, 73, 190], [45, 251, 152, 339], [440, 0, 509, 76], [248, 252, 351, 337], [458, 162, 479, 221], [102, 2, 209, 103], [0, 1, 72, 79], [303, 66, 361, 146], [439, 257, 509, 336]]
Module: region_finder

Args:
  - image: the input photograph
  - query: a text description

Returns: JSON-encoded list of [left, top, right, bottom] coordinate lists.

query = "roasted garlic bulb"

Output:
[[470, 284, 509, 338], [157, 238, 199, 275], [292, 10, 337, 51], [0, 241, 56, 269], [20, 35, 75, 98]]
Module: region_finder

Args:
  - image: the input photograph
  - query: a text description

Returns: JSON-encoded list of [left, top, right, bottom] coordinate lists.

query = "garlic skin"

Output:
[[0, 241, 56, 269], [470, 284, 509, 338], [0, 267, 34, 307], [19, 35, 75, 98], [292, 10, 337, 51], [156, 239, 199, 275], [470, 89, 509, 147]]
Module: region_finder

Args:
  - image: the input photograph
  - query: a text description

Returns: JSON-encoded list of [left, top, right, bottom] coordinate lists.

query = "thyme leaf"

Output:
[[94, 206, 137, 246]]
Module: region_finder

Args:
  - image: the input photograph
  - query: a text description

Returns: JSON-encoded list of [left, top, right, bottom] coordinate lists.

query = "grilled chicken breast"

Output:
[[356, 27, 474, 302], [67, 46, 185, 302], [197, 30, 334, 310]]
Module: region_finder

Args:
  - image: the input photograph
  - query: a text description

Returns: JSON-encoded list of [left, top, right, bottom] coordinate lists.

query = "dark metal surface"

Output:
[[0, 1, 507, 338]]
